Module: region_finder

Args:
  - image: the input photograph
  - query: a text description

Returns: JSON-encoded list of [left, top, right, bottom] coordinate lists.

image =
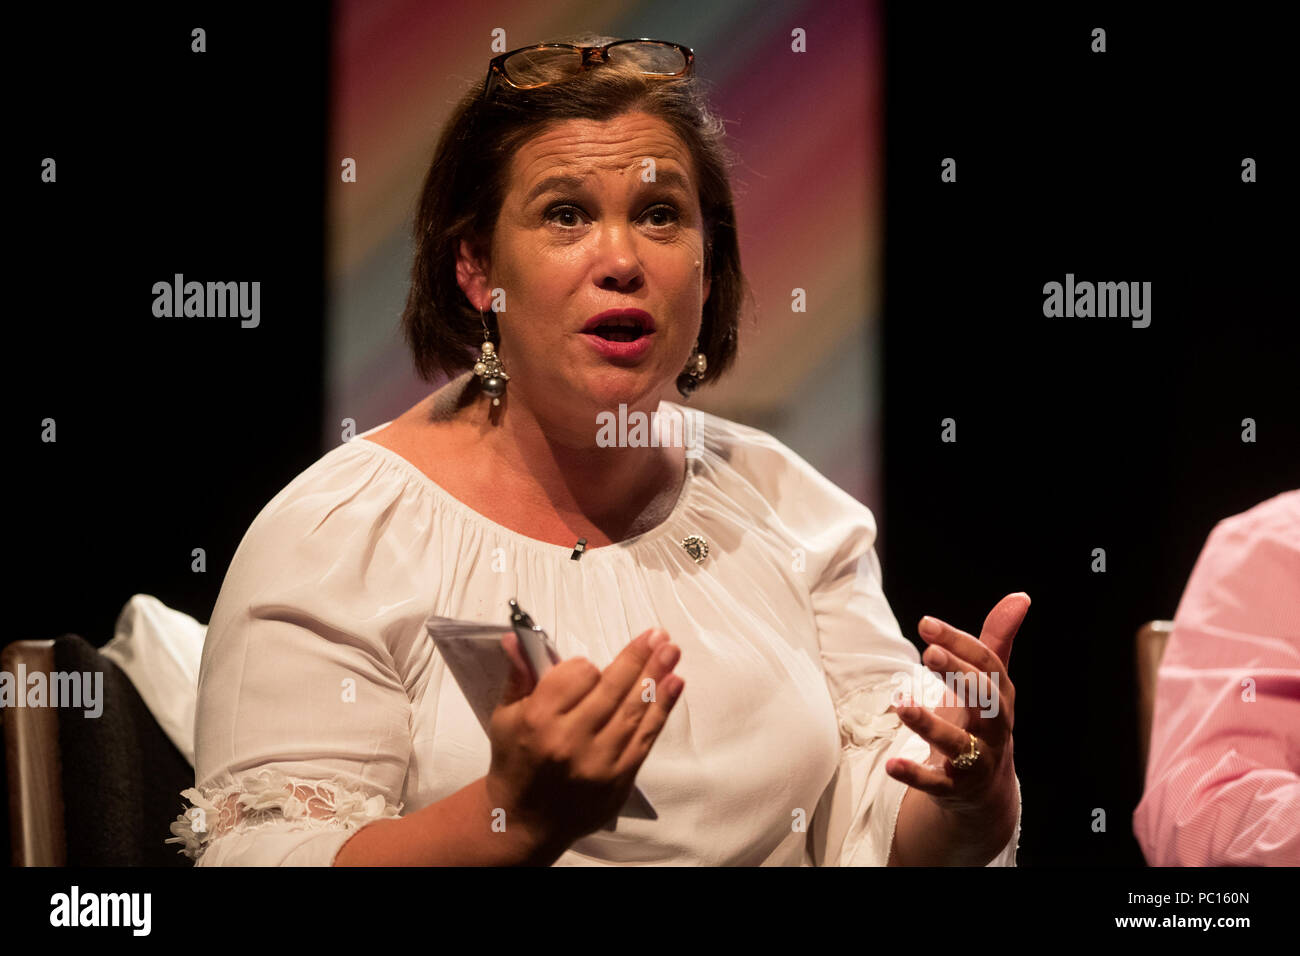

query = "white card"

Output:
[[425, 613, 657, 828]]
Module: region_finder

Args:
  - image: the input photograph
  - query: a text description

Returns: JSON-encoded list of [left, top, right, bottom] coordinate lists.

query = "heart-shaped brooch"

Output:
[[680, 534, 709, 565]]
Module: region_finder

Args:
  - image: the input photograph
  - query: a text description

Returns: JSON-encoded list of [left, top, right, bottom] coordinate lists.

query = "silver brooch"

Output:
[[681, 534, 709, 564]]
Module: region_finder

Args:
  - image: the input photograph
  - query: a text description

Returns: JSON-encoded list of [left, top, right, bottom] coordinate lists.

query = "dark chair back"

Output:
[[2, 634, 195, 866]]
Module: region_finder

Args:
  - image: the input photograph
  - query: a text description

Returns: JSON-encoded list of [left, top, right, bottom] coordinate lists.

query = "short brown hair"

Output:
[[401, 33, 750, 394]]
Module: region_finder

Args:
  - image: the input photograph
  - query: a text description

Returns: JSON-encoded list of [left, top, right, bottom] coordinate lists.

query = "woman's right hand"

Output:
[[484, 628, 684, 858]]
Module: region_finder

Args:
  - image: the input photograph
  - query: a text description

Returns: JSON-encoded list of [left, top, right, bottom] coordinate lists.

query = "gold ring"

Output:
[[951, 732, 981, 770]]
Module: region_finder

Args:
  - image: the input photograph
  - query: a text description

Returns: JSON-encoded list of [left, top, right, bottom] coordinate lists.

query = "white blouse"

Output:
[[169, 401, 1021, 866]]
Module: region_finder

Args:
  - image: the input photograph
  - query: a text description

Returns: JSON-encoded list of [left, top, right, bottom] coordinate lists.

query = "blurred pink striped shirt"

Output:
[[1133, 489, 1300, 866]]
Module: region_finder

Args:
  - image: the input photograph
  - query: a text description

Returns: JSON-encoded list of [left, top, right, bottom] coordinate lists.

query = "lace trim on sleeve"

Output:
[[837, 667, 947, 749], [837, 680, 904, 748], [166, 769, 403, 861]]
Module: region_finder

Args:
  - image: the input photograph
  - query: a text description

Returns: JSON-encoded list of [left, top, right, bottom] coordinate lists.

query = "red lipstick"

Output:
[[580, 309, 656, 362]]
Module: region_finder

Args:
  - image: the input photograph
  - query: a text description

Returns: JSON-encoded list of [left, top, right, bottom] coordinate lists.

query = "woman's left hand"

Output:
[[885, 592, 1029, 826]]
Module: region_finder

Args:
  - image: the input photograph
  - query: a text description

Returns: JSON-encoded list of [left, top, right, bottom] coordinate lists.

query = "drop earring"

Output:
[[473, 310, 509, 406], [676, 341, 707, 399]]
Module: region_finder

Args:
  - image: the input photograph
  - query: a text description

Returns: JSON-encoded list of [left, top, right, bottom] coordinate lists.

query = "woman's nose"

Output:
[[595, 227, 644, 290]]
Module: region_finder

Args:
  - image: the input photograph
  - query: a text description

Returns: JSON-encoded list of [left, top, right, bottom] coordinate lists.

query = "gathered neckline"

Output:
[[348, 401, 705, 560]]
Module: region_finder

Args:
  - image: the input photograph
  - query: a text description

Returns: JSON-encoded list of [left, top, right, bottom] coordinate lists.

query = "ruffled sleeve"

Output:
[[744, 435, 1021, 866], [168, 769, 402, 866], [168, 441, 423, 866]]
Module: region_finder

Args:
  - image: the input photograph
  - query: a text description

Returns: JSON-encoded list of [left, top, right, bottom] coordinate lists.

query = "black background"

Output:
[[881, 5, 1298, 867], [12, 6, 328, 645], [7, 4, 328, 873], [6, 1, 1297, 885]]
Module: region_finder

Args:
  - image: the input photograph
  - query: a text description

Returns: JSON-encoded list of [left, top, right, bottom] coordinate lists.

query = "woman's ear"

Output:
[[455, 238, 491, 311]]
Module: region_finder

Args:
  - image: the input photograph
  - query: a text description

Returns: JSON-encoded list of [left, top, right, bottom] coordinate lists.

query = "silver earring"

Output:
[[473, 310, 509, 406], [676, 341, 707, 399]]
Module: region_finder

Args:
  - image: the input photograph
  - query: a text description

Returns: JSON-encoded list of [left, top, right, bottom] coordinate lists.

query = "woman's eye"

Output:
[[643, 204, 680, 228], [546, 204, 584, 228], [544, 203, 680, 230]]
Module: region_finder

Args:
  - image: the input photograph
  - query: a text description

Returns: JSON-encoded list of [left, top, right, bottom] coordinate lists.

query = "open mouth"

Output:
[[590, 325, 648, 342], [585, 318, 651, 342]]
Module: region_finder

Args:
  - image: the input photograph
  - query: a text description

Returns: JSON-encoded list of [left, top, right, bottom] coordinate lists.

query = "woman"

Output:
[[169, 34, 1025, 866]]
